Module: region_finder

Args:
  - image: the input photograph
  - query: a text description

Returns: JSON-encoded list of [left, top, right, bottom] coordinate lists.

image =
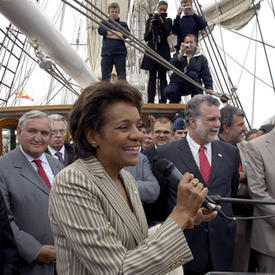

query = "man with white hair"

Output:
[[48, 114, 74, 166], [0, 110, 64, 275]]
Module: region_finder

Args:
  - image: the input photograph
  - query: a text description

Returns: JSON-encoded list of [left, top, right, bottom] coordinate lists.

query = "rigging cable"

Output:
[[221, 26, 275, 50], [236, 21, 257, 88], [267, 0, 275, 19], [194, 0, 252, 130], [0, 26, 80, 104], [252, 0, 275, 93], [194, 0, 255, 113], [251, 25, 258, 127], [193, 0, 234, 100], [81, 0, 211, 92], [61, 0, 227, 102]]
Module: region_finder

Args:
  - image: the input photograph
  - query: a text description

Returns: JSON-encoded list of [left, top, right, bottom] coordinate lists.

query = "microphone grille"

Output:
[[154, 158, 173, 174]]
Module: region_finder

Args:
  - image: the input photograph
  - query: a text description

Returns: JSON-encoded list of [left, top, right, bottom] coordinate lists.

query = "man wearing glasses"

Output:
[[47, 114, 74, 167], [143, 117, 172, 166], [142, 117, 172, 226]]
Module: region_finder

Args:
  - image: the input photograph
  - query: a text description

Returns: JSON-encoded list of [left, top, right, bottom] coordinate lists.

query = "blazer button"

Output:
[[171, 258, 185, 269]]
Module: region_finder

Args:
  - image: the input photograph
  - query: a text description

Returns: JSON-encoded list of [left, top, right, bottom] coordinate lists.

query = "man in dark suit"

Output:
[[0, 191, 23, 275], [155, 95, 240, 275], [0, 110, 64, 275], [47, 114, 74, 166]]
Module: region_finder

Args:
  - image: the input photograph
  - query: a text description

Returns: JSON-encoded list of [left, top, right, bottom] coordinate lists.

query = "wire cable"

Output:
[[60, 0, 227, 100], [252, 0, 275, 93]]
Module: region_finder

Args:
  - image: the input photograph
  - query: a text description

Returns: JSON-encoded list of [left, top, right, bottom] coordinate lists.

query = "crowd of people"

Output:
[[0, 79, 274, 275], [98, 0, 213, 104], [1, 1, 275, 275]]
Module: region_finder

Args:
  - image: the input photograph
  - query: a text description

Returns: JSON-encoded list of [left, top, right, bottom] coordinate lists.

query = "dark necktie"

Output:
[[55, 151, 64, 163], [33, 159, 51, 190], [199, 145, 211, 185]]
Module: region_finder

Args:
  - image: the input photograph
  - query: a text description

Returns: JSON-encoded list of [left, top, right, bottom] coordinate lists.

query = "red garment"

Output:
[[199, 146, 211, 185], [33, 159, 51, 190]]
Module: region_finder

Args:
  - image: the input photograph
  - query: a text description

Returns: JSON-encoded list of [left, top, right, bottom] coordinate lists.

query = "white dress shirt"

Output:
[[20, 145, 55, 184], [186, 134, 212, 169], [48, 145, 65, 161]]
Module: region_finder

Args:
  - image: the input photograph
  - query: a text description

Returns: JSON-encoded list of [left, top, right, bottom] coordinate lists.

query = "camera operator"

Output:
[[141, 1, 172, 104], [164, 34, 213, 103], [173, 0, 207, 50]]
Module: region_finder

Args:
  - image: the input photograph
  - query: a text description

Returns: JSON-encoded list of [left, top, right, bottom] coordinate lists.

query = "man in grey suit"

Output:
[[124, 152, 160, 204], [246, 127, 275, 273], [0, 110, 64, 275]]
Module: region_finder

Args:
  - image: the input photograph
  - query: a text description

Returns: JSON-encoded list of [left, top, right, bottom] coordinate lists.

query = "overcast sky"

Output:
[[0, 0, 274, 127]]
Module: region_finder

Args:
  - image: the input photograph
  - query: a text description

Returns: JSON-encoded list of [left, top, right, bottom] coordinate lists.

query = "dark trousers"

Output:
[[101, 54, 126, 80], [164, 71, 202, 103], [147, 64, 167, 103]]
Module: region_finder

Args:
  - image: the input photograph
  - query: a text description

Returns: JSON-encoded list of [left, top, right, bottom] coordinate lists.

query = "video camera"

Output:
[[148, 12, 167, 27]]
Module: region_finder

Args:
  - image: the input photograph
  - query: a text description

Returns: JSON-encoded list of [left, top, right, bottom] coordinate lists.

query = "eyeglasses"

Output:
[[52, 129, 66, 136]]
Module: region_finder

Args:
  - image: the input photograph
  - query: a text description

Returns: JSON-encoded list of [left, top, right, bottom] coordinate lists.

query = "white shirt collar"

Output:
[[186, 134, 212, 167], [186, 134, 211, 151], [20, 145, 48, 163], [48, 145, 65, 157]]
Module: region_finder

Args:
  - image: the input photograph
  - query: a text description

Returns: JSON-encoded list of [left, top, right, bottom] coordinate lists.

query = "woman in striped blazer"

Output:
[[48, 80, 217, 275]]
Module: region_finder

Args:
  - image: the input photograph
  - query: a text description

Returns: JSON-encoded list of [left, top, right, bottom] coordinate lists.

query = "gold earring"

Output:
[[91, 141, 97, 148]]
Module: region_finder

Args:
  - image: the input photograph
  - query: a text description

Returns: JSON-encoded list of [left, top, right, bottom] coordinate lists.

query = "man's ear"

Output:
[[189, 117, 196, 129], [16, 126, 22, 141], [223, 124, 230, 133]]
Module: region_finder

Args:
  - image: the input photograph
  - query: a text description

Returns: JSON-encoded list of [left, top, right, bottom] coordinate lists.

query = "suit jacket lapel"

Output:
[[46, 153, 63, 175], [177, 139, 223, 186], [208, 141, 223, 186], [63, 148, 69, 166], [13, 148, 50, 195], [120, 170, 148, 237], [81, 158, 145, 244], [177, 138, 204, 183]]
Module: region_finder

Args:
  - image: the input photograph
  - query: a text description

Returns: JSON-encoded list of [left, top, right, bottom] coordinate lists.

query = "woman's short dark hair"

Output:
[[70, 80, 143, 159]]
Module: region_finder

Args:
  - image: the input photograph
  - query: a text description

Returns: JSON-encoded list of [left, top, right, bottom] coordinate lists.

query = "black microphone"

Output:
[[154, 158, 222, 214]]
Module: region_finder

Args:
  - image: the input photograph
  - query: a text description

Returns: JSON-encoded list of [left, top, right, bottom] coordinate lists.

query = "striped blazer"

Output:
[[49, 157, 193, 274]]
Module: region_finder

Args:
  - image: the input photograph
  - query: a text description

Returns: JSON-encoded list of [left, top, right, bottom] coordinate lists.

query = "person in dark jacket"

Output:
[[98, 2, 130, 80], [47, 114, 75, 167], [164, 34, 213, 103], [172, 0, 207, 50], [0, 191, 23, 275], [140, 1, 172, 103]]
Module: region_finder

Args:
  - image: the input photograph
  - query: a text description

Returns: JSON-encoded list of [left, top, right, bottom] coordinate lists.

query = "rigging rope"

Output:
[[194, 0, 234, 98], [252, 0, 275, 93], [236, 21, 257, 88], [194, 0, 253, 130], [221, 26, 275, 50], [61, 0, 227, 101], [215, 43, 273, 89]]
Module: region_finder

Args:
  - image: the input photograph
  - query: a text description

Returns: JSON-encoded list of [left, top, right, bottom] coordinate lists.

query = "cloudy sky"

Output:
[[0, 0, 274, 127]]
